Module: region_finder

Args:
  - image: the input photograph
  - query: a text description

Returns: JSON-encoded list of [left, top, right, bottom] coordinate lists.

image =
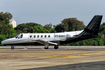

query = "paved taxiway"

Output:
[[0, 46, 105, 70]]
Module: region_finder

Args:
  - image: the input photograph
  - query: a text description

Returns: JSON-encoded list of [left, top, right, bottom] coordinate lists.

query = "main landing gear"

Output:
[[44, 44, 49, 49], [11, 45, 14, 50], [44, 44, 59, 49], [54, 45, 59, 49]]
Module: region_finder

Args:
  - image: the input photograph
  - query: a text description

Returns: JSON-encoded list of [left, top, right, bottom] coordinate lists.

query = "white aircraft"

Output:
[[1, 15, 103, 50]]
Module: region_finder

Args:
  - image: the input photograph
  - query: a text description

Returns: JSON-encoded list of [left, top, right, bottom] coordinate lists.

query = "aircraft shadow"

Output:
[[21, 61, 105, 70]]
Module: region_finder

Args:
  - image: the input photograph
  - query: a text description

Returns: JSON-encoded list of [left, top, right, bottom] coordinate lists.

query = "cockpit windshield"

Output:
[[15, 34, 23, 38]]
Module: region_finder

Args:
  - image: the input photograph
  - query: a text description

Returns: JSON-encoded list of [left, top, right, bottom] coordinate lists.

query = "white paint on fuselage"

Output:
[[1, 30, 83, 45]]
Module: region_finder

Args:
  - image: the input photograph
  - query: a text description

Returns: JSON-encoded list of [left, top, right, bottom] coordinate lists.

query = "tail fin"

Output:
[[79, 15, 102, 37], [60, 15, 103, 44]]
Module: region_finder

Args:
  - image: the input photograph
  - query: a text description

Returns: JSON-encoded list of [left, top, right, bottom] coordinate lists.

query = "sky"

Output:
[[0, 0, 105, 26]]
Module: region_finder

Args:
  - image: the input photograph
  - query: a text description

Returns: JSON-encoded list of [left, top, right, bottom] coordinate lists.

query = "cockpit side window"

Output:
[[20, 34, 23, 38], [15, 34, 23, 39], [15, 34, 20, 38]]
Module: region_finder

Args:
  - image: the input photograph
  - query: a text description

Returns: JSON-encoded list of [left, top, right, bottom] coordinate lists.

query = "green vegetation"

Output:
[[0, 12, 17, 45], [15, 22, 49, 33], [0, 12, 105, 46], [54, 18, 85, 32]]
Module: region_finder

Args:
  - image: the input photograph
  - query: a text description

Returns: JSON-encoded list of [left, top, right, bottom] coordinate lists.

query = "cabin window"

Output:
[[45, 35, 46, 38], [30, 35, 32, 38], [48, 35, 50, 38], [37, 35, 39, 38], [41, 35, 43, 38], [34, 35, 36, 38]]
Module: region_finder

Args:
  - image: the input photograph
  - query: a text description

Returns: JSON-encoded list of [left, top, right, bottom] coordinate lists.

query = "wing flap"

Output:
[[32, 39, 58, 45]]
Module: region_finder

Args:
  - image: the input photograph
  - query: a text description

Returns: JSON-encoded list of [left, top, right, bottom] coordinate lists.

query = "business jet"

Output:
[[1, 15, 103, 50]]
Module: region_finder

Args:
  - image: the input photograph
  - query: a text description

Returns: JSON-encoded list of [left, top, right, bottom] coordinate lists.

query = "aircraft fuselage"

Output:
[[1, 30, 82, 45], [1, 15, 103, 49]]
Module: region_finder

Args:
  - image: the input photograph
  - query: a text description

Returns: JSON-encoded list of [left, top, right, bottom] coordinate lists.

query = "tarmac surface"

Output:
[[0, 46, 105, 70]]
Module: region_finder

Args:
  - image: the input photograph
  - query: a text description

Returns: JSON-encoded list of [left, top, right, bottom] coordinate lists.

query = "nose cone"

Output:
[[1, 40, 5, 44], [1, 39, 9, 45], [1, 38, 15, 45]]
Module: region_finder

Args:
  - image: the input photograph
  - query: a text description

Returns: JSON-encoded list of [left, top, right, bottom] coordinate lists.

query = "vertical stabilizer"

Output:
[[79, 15, 102, 36]]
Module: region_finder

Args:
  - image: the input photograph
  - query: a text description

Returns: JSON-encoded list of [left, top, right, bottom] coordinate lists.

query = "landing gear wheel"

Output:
[[11, 46, 14, 50], [44, 43, 49, 49], [54, 45, 59, 49], [44, 46, 49, 49]]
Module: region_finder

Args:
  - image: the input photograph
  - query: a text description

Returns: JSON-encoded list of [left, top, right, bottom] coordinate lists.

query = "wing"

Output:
[[32, 39, 58, 45]]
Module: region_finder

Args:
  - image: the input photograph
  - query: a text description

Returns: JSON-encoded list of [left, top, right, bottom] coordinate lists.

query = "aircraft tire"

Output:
[[44, 46, 49, 49], [54, 45, 59, 49], [11, 46, 14, 50]]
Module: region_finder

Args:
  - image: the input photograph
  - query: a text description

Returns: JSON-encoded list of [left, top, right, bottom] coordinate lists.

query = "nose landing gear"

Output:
[[11, 45, 14, 50]]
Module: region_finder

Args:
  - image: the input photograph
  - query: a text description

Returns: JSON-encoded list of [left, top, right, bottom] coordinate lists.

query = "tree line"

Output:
[[0, 12, 105, 46]]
